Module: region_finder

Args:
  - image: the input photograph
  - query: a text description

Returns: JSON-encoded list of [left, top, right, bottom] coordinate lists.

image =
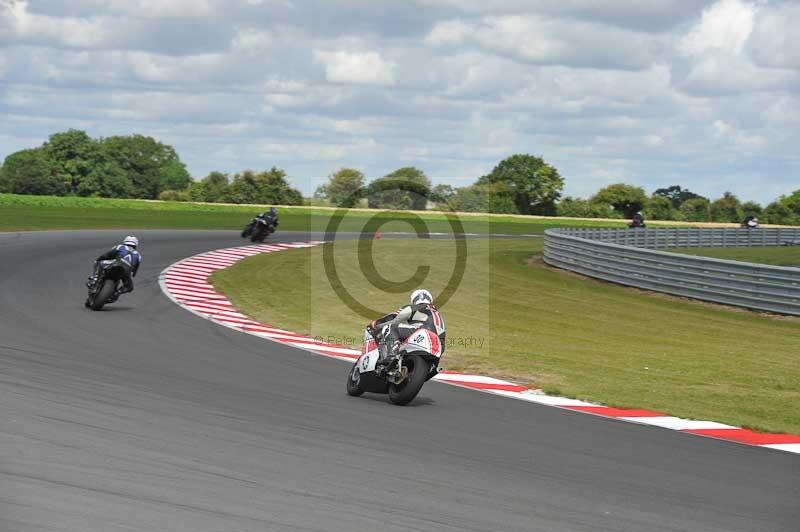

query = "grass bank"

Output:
[[0, 193, 626, 234], [212, 238, 800, 434], [671, 246, 800, 267]]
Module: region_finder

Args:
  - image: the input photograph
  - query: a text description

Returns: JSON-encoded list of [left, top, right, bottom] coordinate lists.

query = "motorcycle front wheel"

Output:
[[388, 356, 430, 405], [90, 280, 115, 311], [346, 363, 365, 397]]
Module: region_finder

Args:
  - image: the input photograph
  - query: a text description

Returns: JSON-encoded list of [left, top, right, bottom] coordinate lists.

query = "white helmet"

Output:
[[410, 288, 433, 306], [123, 235, 139, 248]]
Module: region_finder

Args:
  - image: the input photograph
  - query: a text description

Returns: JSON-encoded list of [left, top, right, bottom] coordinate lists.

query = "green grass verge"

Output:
[[212, 238, 800, 434], [670, 246, 800, 267], [0, 193, 626, 234]]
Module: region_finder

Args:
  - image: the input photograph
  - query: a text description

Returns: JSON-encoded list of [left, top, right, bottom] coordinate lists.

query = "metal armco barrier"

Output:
[[543, 227, 800, 316]]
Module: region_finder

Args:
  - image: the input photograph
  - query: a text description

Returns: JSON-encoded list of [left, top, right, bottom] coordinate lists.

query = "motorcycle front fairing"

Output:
[[353, 329, 390, 393]]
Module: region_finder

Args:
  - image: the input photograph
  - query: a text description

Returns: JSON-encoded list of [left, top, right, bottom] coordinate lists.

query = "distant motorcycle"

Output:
[[241, 218, 275, 243], [85, 259, 127, 310], [346, 325, 442, 405]]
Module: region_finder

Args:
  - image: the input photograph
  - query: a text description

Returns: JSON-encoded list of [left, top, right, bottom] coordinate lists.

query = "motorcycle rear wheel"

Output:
[[346, 363, 365, 397], [90, 280, 115, 311], [388, 357, 430, 405]]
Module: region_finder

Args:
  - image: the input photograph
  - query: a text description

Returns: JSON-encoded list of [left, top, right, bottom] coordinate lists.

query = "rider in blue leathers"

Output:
[[87, 235, 141, 297]]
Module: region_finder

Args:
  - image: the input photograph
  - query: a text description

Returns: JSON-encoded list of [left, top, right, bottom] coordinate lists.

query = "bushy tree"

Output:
[[679, 197, 711, 222], [321, 168, 365, 206], [556, 197, 614, 218], [477, 154, 563, 215], [77, 161, 133, 198], [645, 195, 677, 220], [99, 134, 191, 199], [652, 185, 704, 208], [449, 185, 488, 212], [762, 201, 798, 225], [709, 191, 743, 222], [0, 149, 63, 195], [430, 184, 456, 206], [741, 200, 762, 217], [190, 171, 230, 202], [591, 183, 647, 218], [482, 181, 519, 214], [367, 167, 431, 210], [781, 189, 800, 217], [44, 129, 100, 193], [227, 167, 303, 205]]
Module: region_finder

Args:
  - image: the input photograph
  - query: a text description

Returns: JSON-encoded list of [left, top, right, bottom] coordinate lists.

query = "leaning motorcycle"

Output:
[[242, 218, 275, 243], [85, 259, 128, 310], [251, 218, 275, 242], [346, 325, 442, 405]]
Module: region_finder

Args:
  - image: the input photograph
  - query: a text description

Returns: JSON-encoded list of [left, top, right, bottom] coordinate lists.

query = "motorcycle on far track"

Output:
[[84, 259, 128, 310], [241, 217, 276, 243], [346, 324, 443, 405]]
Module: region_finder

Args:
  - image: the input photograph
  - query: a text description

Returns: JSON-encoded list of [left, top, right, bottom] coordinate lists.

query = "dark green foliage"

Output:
[[763, 201, 798, 225], [99, 134, 191, 198], [0, 149, 63, 195], [1, 129, 191, 199], [226, 168, 303, 205], [189, 171, 230, 202], [320, 168, 365, 206], [709, 191, 743, 223], [367, 167, 431, 210], [556, 197, 616, 218], [679, 197, 711, 222], [477, 154, 563, 215], [448, 185, 488, 212], [591, 183, 648, 218], [740, 201, 762, 217], [653, 185, 704, 208], [645, 195, 678, 220]]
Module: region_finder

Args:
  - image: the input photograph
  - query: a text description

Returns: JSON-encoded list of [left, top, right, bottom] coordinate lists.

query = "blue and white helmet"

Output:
[[123, 235, 139, 248], [410, 288, 433, 306]]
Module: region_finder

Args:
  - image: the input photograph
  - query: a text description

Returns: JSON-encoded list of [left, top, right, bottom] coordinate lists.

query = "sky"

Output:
[[1, 0, 799, 204]]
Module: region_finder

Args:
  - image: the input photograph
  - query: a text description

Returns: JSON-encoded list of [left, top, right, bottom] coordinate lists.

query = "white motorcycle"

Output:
[[346, 325, 443, 405]]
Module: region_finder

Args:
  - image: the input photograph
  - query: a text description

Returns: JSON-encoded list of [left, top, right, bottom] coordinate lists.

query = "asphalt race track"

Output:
[[1, 230, 798, 532]]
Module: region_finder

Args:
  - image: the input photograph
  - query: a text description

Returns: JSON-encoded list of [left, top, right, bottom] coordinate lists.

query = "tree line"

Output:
[[2, 130, 798, 224], [0, 130, 303, 205], [314, 157, 800, 225]]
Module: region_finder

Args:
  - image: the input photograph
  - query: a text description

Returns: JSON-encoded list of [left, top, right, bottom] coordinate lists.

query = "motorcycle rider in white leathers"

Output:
[[368, 289, 446, 363]]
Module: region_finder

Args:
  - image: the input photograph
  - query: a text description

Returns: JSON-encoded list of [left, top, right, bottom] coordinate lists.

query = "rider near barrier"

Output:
[[368, 289, 446, 365]]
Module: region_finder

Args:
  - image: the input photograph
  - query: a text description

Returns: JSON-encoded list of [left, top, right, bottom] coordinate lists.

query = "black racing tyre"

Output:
[[346, 363, 365, 397], [90, 280, 115, 311], [388, 356, 430, 406]]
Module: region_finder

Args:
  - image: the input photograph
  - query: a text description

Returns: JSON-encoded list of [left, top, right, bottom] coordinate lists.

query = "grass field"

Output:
[[671, 246, 800, 267], [212, 238, 800, 434], [0, 193, 626, 234]]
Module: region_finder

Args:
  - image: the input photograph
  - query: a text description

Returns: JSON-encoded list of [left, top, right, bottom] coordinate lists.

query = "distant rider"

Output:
[[87, 235, 141, 297], [368, 289, 446, 364], [630, 211, 646, 228], [742, 215, 759, 229]]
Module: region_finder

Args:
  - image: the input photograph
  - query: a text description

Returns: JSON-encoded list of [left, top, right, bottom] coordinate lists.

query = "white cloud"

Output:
[[314, 50, 396, 86], [1, 0, 799, 204], [426, 14, 659, 69], [748, 3, 800, 70], [679, 0, 755, 55]]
